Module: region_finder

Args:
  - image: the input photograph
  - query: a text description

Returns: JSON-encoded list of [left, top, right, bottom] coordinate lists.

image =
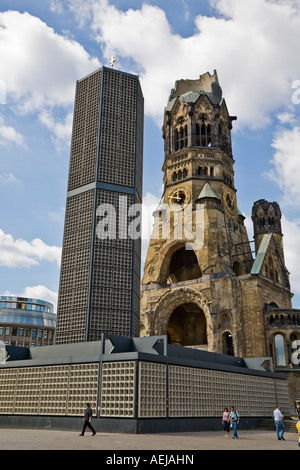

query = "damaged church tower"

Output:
[[140, 71, 300, 406]]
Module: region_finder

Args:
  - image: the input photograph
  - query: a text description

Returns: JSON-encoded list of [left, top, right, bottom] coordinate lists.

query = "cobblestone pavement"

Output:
[[0, 428, 299, 451]]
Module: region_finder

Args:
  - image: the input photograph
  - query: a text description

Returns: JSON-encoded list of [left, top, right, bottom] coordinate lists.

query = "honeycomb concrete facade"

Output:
[[0, 336, 291, 433], [56, 67, 143, 344]]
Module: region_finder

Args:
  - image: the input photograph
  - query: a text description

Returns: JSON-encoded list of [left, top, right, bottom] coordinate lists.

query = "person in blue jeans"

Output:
[[230, 406, 240, 438], [273, 405, 285, 440]]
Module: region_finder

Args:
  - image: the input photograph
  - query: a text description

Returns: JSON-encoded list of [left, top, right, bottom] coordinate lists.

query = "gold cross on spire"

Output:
[[110, 56, 116, 68]]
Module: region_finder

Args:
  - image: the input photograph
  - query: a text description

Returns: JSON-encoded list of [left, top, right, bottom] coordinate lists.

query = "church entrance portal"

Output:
[[167, 302, 207, 348]]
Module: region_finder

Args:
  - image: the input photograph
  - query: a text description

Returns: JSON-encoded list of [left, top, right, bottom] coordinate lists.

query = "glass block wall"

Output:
[[0, 363, 99, 416], [0, 360, 291, 419]]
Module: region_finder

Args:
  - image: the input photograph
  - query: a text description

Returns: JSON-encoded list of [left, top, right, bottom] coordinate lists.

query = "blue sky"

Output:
[[1, 0, 300, 311]]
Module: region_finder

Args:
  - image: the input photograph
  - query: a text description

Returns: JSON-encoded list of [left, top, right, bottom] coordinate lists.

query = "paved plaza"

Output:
[[0, 428, 298, 451]]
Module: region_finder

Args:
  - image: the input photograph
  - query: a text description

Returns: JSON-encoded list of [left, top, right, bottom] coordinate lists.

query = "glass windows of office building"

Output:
[[0, 296, 56, 347]]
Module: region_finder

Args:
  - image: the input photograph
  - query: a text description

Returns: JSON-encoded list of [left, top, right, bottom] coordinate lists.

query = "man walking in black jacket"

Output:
[[79, 403, 96, 436]]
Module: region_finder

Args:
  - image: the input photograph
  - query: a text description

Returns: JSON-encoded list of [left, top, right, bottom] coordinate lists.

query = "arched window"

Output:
[[184, 125, 188, 147], [268, 207, 275, 226], [196, 121, 212, 147], [207, 124, 211, 146], [222, 331, 234, 356], [179, 127, 184, 148], [233, 261, 244, 276], [201, 124, 206, 146], [274, 334, 286, 366], [175, 126, 188, 151], [195, 123, 200, 146], [175, 129, 179, 151], [175, 125, 188, 151]]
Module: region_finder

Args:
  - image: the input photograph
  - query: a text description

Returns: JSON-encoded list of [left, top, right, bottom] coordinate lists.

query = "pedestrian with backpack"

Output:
[[229, 406, 240, 439]]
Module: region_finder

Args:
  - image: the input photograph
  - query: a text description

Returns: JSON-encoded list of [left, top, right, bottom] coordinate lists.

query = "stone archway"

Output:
[[217, 311, 235, 356], [152, 287, 214, 350], [222, 331, 234, 356], [168, 302, 207, 347], [158, 241, 202, 284], [169, 247, 202, 283]]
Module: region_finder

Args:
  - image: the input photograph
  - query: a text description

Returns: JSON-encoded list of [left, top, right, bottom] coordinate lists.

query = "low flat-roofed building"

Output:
[[0, 335, 291, 433]]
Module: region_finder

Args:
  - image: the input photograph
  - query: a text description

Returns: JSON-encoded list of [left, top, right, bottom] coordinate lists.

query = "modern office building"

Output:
[[0, 296, 56, 347], [55, 66, 144, 344]]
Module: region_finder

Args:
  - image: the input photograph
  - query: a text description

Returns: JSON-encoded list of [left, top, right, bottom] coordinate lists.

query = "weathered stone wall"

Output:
[[141, 72, 300, 409]]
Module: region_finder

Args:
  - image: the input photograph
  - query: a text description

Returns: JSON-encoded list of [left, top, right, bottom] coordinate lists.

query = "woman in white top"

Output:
[[273, 405, 285, 440], [222, 407, 230, 437]]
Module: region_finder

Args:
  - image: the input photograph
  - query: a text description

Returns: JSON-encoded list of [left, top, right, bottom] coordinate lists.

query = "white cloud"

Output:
[[22, 285, 58, 312], [282, 215, 300, 307], [0, 10, 100, 145], [243, 213, 254, 241], [48, 207, 65, 223], [66, 0, 300, 129], [38, 109, 73, 149], [276, 112, 296, 126], [0, 173, 18, 185], [4, 285, 58, 312], [0, 80, 6, 104], [0, 115, 25, 147], [180, 0, 191, 22], [0, 229, 61, 268], [269, 125, 300, 206], [49, 0, 65, 15]]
